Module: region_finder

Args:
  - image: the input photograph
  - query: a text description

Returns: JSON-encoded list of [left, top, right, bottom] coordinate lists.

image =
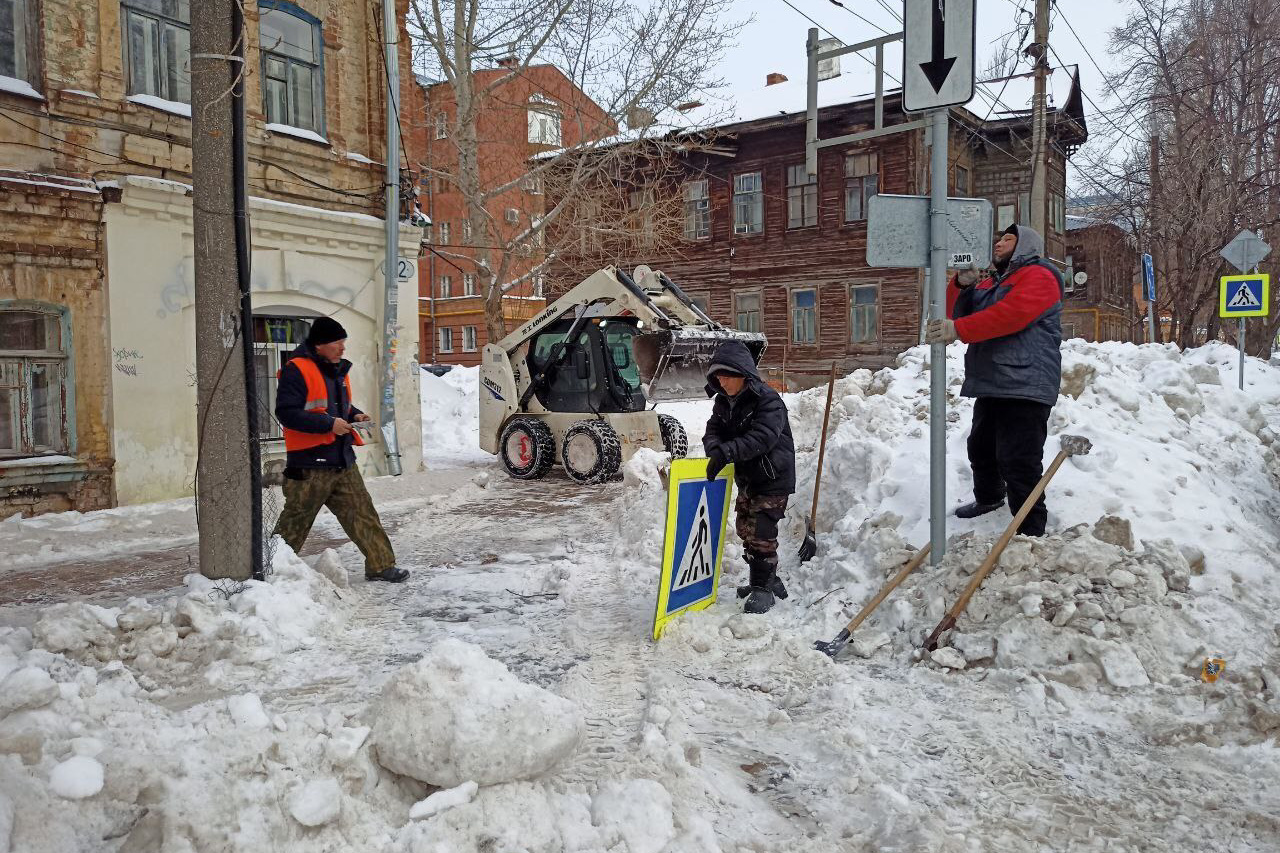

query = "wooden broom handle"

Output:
[[809, 362, 839, 519]]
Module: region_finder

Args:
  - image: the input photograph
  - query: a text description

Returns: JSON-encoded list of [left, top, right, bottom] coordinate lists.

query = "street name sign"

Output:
[[1219, 274, 1270, 318], [903, 0, 976, 112], [652, 458, 733, 640], [866, 194, 994, 269]]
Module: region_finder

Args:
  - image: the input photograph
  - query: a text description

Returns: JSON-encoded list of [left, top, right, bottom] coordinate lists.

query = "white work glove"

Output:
[[926, 319, 958, 345]]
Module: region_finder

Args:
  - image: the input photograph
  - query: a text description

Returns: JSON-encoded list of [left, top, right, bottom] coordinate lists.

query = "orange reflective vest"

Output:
[[280, 357, 365, 452]]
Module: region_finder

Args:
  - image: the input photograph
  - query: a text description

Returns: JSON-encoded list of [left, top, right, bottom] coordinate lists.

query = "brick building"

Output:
[[410, 63, 613, 367], [0, 0, 423, 513], [1062, 215, 1138, 342], [548, 68, 1089, 387]]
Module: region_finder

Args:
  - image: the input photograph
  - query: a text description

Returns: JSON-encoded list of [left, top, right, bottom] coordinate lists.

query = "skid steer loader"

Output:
[[479, 265, 767, 484]]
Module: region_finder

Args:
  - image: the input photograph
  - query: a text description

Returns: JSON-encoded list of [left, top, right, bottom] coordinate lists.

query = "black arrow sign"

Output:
[[920, 0, 957, 93]]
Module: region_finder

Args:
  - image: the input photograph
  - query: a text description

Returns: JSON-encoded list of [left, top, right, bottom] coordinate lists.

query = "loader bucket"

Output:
[[634, 326, 767, 402]]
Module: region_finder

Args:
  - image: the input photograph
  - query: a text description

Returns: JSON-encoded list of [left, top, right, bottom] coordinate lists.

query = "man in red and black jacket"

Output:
[[926, 224, 1064, 536]]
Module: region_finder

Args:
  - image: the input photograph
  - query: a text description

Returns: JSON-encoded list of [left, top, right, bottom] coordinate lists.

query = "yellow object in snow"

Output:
[[652, 458, 733, 640], [1201, 658, 1226, 683]]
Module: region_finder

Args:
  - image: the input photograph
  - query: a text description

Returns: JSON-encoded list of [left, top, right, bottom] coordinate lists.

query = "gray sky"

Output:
[[712, 0, 1136, 174]]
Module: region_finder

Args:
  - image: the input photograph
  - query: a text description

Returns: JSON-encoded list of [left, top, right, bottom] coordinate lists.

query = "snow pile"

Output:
[[781, 340, 1280, 686], [420, 366, 490, 468], [30, 544, 350, 690], [370, 638, 584, 787], [0, 496, 195, 573], [614, 448, 671, 558]]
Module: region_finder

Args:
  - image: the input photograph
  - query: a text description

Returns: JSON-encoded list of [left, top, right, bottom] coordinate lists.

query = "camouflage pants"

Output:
[[735, 492, 788, 561], [273, 466, 396, 575]]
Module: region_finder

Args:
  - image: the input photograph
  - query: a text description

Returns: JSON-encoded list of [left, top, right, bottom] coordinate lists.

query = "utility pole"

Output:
[[379, 0, 404, 476], [1028, 0, 1050, 238], [190, 0, 262, 580], [1147, 132, 1160, 344]]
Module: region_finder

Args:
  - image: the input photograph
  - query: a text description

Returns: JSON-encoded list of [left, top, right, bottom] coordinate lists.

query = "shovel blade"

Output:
[[797, 527, 818, 563], [813, 627, 851, 659]]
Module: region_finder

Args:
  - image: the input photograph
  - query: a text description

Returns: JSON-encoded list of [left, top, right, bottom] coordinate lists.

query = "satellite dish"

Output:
[[1073, 271, 1088, 286]]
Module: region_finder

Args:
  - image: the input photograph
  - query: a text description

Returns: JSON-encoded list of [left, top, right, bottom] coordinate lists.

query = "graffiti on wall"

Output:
[[114, 347, 143, 376]]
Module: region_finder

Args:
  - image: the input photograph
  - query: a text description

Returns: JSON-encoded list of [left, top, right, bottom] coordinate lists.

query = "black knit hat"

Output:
[[1002, 223, 1020, 238], [307, 316, 348, 346]]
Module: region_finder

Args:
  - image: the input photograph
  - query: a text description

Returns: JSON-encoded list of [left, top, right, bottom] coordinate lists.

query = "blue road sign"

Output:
[[1219, 274, 1270, 319], [1141, 253, 1156, 302], [653, 458, 733, 639]]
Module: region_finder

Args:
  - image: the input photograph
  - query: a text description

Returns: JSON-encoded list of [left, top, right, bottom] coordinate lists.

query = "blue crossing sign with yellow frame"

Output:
[[1219, 274, 1270, 318], [652, 458, 733, 640]]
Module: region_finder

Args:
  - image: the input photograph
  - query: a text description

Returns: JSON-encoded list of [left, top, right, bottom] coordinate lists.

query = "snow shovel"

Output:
[[798, 362, 839, 563], [922, 434, 1093, 652], [813, 542, 932, 658]]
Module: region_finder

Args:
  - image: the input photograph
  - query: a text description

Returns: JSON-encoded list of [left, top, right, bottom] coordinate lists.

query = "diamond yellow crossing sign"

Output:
[[1219, 274, 1270, 318], [653, 458, 733, 640]]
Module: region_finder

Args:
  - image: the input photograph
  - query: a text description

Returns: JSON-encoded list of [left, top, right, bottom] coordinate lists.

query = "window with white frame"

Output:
[[438, 327, 453, 352], [849, 283, 878, 343], [791, 288, 817, 345], [786, 164, 818, 229], [0, 306, 73, 457], [532, 273, 544, 298], [438, 275, 452, 298], [121, 0, 191, 104], [1064, 254, 1075, 293], [251, 315, 311, 440], [522, 173, 543, 194], [684, 179, 710, 240], [463, 273, 477, 296], [461, 219, 472, 244], [434, 111, 447, 139], [462, 326, 477, 352], [1, 0, 38, 87], [844, 152, 878, 223], [527, 96, 562, 145], [733, 291, 761, 333], [733, 172, 763, 235], [259, 1, 325, 133], [438, 221, 450, 244], [954, 164, 970, 196]]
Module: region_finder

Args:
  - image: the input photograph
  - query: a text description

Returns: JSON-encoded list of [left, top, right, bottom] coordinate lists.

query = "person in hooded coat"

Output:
[[702, 340, 796, 614], [926, 224, 1064, 536]]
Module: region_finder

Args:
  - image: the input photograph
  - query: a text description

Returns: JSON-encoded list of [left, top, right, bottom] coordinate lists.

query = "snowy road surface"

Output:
[[2, 343, 1280, 852]]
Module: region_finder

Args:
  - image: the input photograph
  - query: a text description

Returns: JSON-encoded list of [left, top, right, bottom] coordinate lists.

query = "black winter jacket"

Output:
[[701, 341, 796, 497], [275, 342, 364, 469]]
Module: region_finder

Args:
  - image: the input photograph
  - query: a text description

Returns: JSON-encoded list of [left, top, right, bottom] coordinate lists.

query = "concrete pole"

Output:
[[380, 0, 404, 475], [190, 0, 259, 580], [1029, 0, 1050, 238], [928, 108, 950, 566]]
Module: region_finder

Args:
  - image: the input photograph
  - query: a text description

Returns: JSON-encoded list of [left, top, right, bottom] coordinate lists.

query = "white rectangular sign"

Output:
[[866, 194, 993, 269], [903, 0, 976, 113]]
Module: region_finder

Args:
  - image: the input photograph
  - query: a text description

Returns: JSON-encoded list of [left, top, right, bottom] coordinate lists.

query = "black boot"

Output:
[[955, 498, 1005, 519], [736, 575, 788, 600], [366, 567, 410, 583], [740, 556, 781, 614]]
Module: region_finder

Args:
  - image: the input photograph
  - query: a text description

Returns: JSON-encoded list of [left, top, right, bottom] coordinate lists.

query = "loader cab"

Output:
[[526, 317, 647, 414]]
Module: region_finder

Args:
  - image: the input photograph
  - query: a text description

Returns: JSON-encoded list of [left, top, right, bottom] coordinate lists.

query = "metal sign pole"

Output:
[[928, 108, 949, 566], [1147, 302, 1156, 344], [1239, 316, 1246, 390]]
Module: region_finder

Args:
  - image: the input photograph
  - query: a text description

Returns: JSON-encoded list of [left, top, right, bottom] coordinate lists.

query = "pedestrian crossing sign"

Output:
[[652, 458, 733, 640], [1219, 274, 1269, 318]]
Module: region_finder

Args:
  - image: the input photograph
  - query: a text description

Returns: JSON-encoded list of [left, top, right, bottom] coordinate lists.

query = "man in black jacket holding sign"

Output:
[[702, 341, 796, 614]]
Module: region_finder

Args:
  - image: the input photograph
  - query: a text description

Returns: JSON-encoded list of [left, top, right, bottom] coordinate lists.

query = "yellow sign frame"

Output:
[[652, 458, 734, 640], [1219, 274, 1270, 318]]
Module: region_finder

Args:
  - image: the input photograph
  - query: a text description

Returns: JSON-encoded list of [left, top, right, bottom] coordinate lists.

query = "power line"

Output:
[[778, 0, 898, 83], [818, 0, 897, 32]]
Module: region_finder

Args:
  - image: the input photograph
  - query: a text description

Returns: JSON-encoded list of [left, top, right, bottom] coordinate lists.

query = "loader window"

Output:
[[601, 322, 646, 412], [528, 324, 596, 412]]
